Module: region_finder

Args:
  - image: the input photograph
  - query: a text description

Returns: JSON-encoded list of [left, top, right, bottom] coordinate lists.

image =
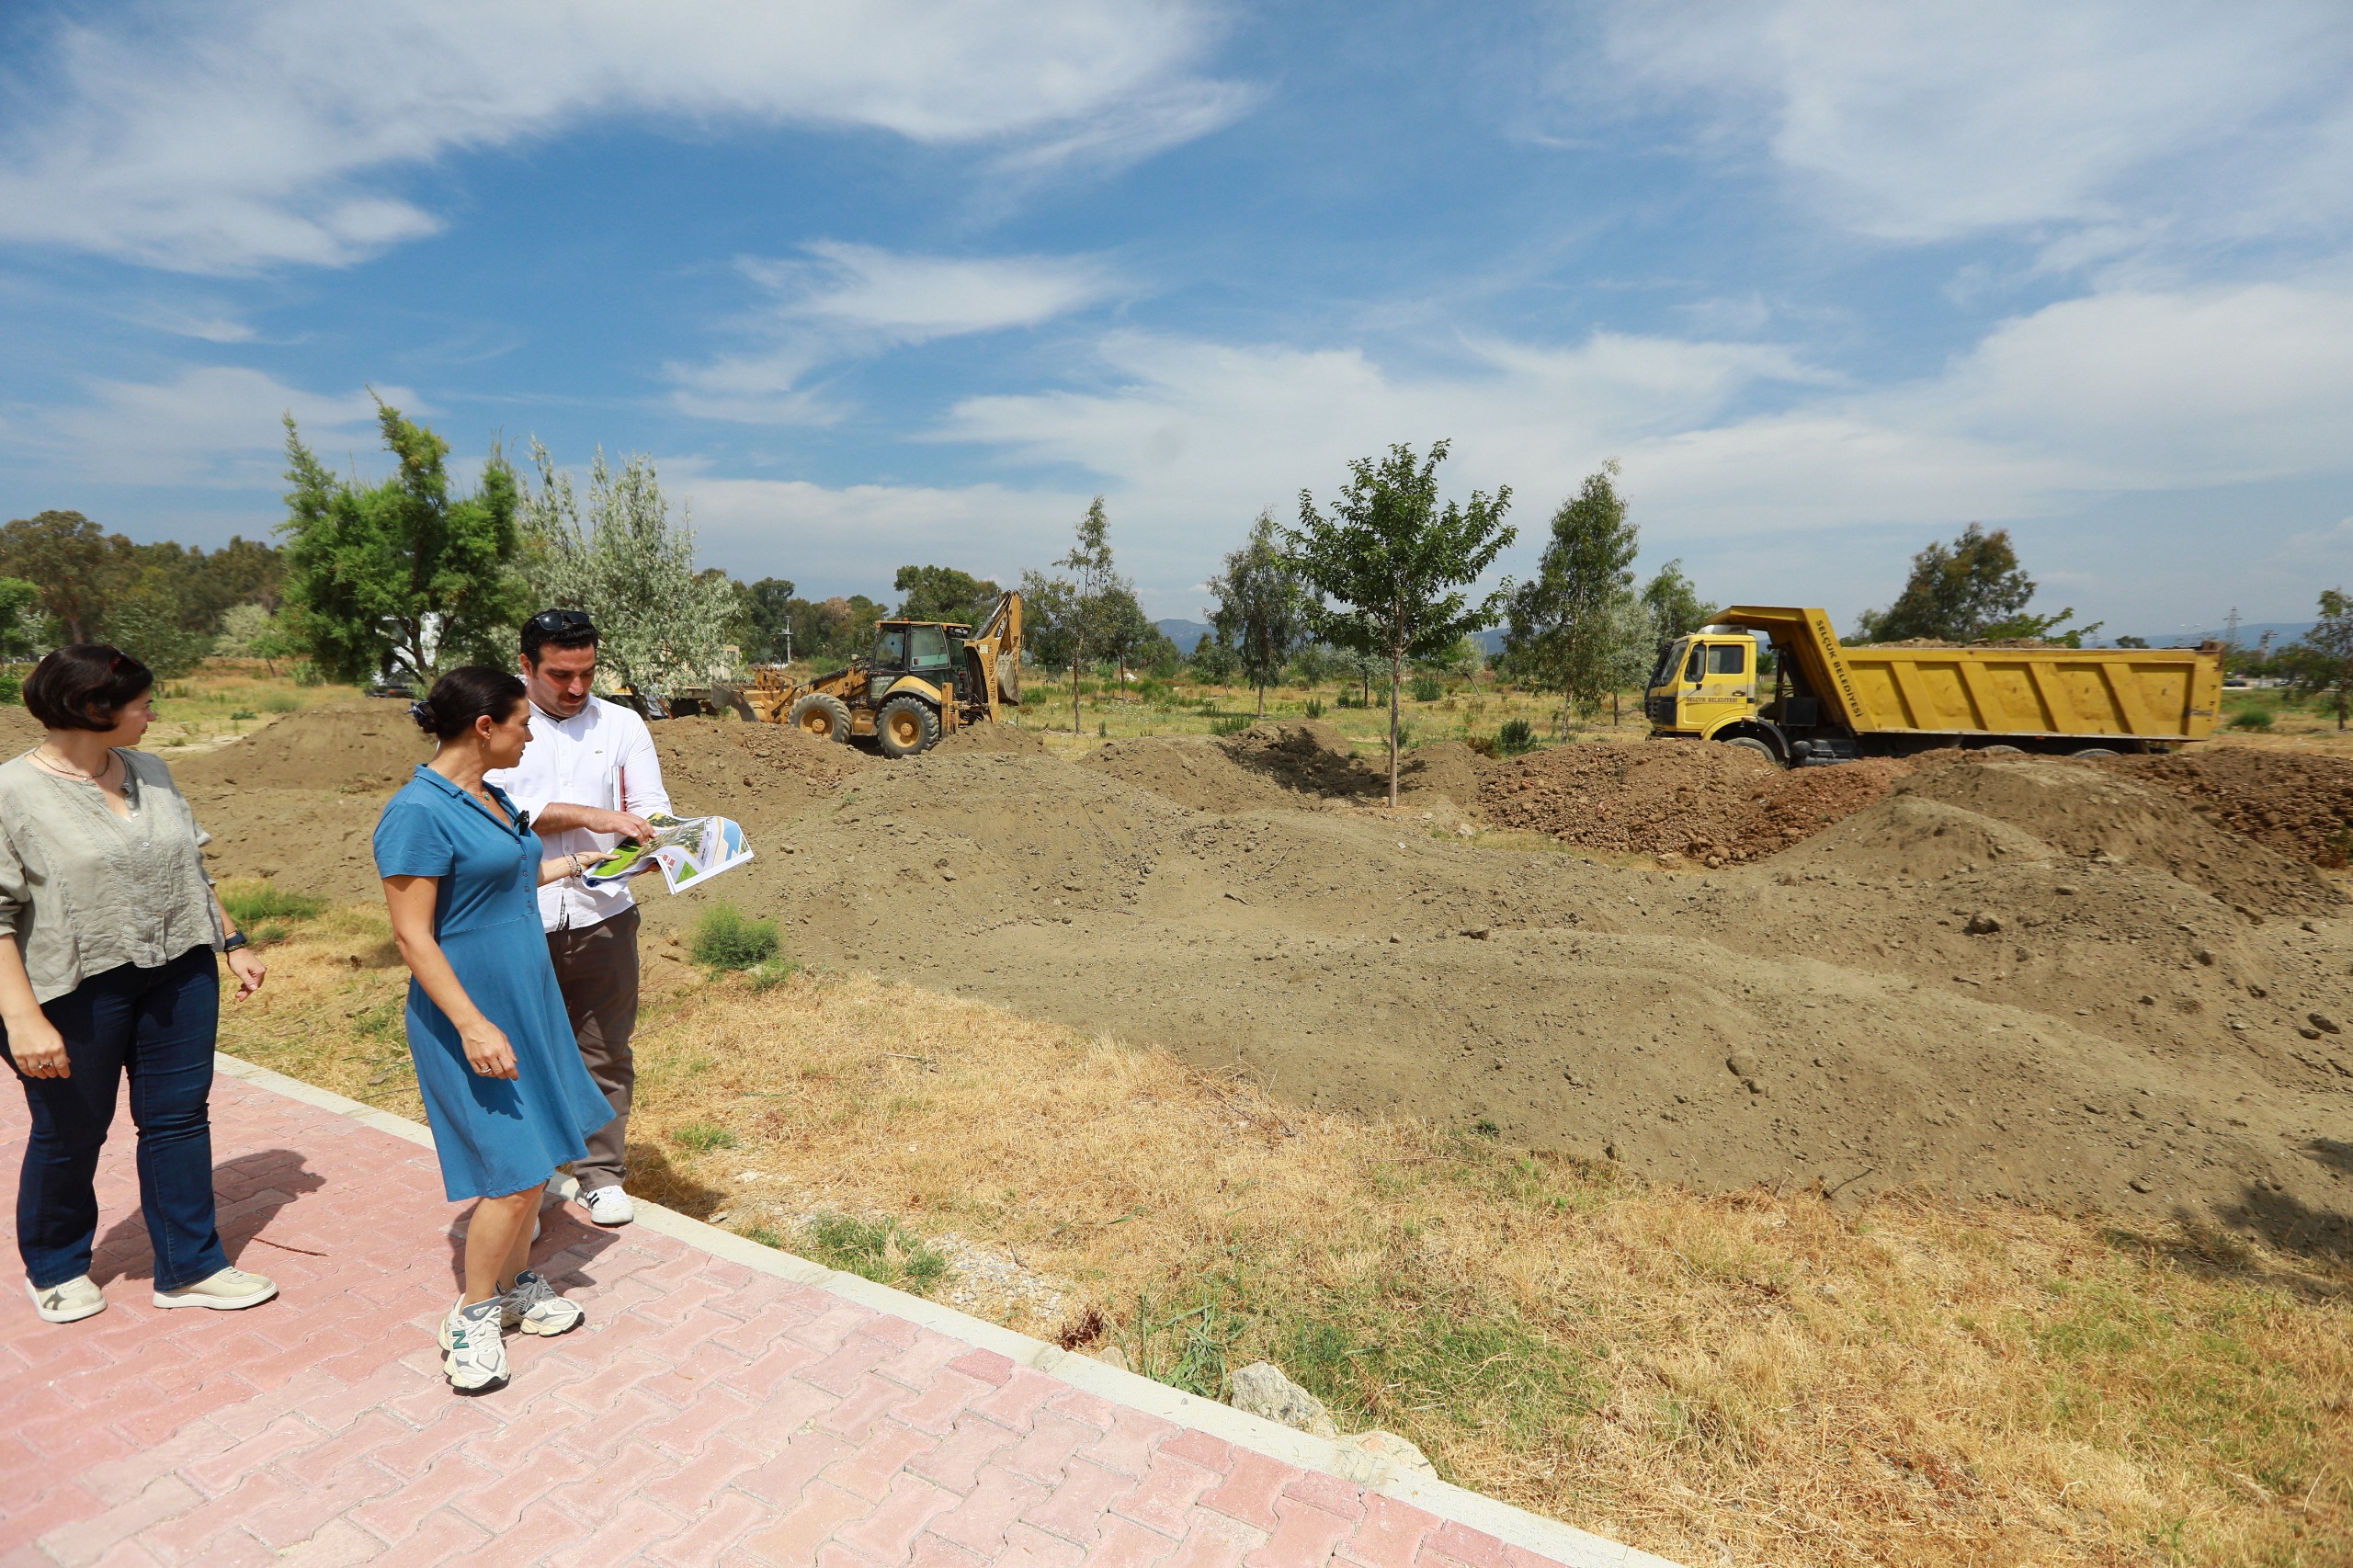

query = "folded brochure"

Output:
[[582, 812, 755, 894]]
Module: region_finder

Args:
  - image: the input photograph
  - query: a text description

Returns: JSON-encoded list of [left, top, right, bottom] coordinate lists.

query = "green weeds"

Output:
[[801, 1211, 949, 1293], [691, 903, 780, 971]]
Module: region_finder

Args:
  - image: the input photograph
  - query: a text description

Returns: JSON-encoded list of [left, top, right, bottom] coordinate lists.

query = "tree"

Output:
[[519, 442, 737, 696], [279, 403, 527, 685], [1209, 508, 1312, 716], [1287, 440, 1515, 806], [1029, 497, 1130, 733], [2284, 589, 2353, 730], [1094, 584, 1158, 686], [892, 565, 1001, 628], [1852, 523, 2042, 643], [0, 578, 41, 663], [1188, 633, 1238, 687], [1640, 559, 1715, 642], [214, 603, 295, 674], [102, 590, 211, 678], [731, 577, 796, 663], [0, 511, 113, 642], [1502, 463, 1641, 721]]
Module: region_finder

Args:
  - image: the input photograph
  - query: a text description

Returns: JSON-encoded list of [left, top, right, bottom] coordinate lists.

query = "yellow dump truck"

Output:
[[1644, 606, 2223, 766]]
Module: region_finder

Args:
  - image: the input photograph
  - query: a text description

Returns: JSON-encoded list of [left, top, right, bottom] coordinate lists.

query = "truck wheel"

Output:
[[787, 692, 853, 744], [1722, 735, 1780, 767], [1981, 744, 2024, 755], [2070, 746, 2120, 759], [876, 696, 940, 758]]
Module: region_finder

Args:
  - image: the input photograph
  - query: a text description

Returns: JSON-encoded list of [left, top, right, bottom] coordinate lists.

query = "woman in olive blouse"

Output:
[[0, 645, 276, 1324]]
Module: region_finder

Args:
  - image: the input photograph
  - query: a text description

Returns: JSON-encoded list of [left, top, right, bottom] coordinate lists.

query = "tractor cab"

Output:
[[868, 621, 960, 704]]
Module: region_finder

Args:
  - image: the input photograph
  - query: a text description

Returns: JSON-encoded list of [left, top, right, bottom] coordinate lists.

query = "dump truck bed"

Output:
[[1721, 607, 2222, 745]]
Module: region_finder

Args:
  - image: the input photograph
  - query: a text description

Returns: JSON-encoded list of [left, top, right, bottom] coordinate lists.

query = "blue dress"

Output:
[[372, 767, 615, 1200]]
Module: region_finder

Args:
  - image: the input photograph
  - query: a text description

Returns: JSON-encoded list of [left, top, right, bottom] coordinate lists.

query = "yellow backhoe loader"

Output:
[[739, 591, 1024, 757]]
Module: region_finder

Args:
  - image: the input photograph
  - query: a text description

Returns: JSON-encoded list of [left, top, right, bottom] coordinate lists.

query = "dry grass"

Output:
[[221, 904, 2353, 1568]]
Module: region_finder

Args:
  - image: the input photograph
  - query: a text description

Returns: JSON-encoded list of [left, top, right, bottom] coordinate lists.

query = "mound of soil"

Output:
[[2095, 746, 2353, 869], [935, 722, 1048, 756], [176, 701, 2353, 1256], [1895, 756, 2339, 915], [176, 699, 428, 792], [1480, 741, 1915, 864]]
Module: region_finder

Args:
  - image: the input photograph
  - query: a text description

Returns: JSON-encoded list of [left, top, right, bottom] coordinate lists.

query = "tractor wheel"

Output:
[[787, 692, 853, 744], [876, 696, 941, 758], [1721, 735, 1780, 767]]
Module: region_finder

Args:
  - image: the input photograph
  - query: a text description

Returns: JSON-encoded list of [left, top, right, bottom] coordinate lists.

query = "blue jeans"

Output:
[[5, 945, 229, 1291]]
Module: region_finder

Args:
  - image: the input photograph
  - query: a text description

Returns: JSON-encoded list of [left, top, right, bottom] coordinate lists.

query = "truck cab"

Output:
[[1645, 630, 1763, 739]]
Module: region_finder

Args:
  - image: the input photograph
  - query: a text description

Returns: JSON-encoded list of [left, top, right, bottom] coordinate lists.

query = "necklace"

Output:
[[31, 747, 112, 784]]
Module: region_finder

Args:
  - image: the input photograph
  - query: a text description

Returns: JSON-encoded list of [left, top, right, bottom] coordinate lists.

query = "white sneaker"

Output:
[[27, 1276, 106, 1324], [581, 1186, 634, 1226], [500, 1269, 584, 1336], [441, 1298, 509, 1394], [153, 1267, 277, 1312]]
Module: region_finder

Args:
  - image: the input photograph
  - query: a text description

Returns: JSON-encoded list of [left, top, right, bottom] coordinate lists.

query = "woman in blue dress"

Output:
[[374, 666, 617, 1394]]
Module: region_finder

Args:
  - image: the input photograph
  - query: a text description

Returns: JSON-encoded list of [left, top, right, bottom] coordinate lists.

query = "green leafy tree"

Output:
[[1029, 497, 1130, 733], [734, 577, 796, 663], [1188, 633, 1238, 687], [1017, 570, 1080, 681], [0, 511, 114, 642], [1287, 440, 1515, 805], [0, 578, 42, 663], [214, 602, 296, 674], [519, 441, 738, 695], [280, 402, 529, 685], [1209, 508, 1312, 716], [892, 564, 1001, 628], [102, 589, 212, 678], [1640, 559, 1716, 641], [1095, 584, 1161, 685], [1851, 524, 2085, 643], [2284, 589, 2353, 730], [1503, 463, 1640, 719]]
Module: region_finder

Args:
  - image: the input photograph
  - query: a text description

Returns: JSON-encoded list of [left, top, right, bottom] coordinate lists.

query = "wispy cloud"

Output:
[[0, 0, 1240, 273], [26, 368, 410, 487], [668, 243, 1127, 422]]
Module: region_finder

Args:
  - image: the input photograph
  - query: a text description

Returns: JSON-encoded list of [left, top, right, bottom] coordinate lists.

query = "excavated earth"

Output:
[[161, 702, 2353, 1256]]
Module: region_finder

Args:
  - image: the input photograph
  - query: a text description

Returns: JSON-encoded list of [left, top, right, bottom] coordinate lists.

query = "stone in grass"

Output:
[[1230, 1361, 1340, 1438], [1337, 1428, 1438, 1478]]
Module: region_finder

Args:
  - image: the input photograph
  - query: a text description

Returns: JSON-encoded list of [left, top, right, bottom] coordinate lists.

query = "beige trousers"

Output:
[[545, 905, 641, 1191]]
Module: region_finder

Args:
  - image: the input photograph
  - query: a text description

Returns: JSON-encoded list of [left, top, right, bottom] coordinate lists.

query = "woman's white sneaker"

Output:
[[580, 1186, 633, 1226], [153, 1267, 277, 1311], [27, 1275, 106, 1324], [500, 1269, 583, 1336], [441, 1298, 509, 1394]]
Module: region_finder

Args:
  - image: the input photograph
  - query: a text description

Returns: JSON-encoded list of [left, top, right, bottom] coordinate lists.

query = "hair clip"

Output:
[[408, 699, 431, 722]]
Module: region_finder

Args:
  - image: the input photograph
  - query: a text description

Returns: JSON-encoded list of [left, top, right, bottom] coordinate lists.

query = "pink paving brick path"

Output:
[[0, 1062, 1660, 1568]]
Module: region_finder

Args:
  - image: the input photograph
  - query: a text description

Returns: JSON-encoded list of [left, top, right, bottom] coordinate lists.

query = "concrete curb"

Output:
[[214, 1051, 1682, 1568]]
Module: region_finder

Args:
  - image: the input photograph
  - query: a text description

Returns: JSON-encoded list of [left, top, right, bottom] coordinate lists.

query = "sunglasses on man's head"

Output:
[[528, 609, 595, 634]]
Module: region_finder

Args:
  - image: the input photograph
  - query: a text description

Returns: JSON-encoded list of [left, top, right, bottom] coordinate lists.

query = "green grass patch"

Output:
[[1210, 715, 1252, 736], [670, 1121, 740, 1153], [801, 1211, 949, 1294], [690, 902, 780, 971], [219, 881, 326, 927], [2226, 706, 2276, 730]]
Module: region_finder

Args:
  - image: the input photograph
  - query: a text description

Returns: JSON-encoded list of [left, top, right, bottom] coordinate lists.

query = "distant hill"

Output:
[[1156, 619, 1213, 653], [2099, 621, 2312, 649]]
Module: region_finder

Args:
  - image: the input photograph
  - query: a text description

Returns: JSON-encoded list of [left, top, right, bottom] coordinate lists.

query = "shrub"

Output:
[[264, 691, 303, 713], [1410, 674, 1444, 702], [220, 881, 325, 927], [1211, 715, 1252, 737], [671, 1121, 738, 1153], [1304, 699, 1324, 719], [2227, 707, 2275, 731], [230, 709, 257, 721], [1497, 718, 1536, 756], [690, 903, 780, 971], [802, 1211, 949, 1293]]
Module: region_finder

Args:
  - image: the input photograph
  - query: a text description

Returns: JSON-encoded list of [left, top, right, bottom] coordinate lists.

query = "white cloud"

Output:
[[1583, 0, 2353, 255], [675, 473, 1086, 594], [669, 243, 1125, 422], [28, 368, 410, 487], [0, 0, 1240, 272]]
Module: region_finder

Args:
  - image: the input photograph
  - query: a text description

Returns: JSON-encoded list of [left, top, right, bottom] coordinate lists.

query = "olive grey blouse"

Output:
[[0, 748, 222, 1004]]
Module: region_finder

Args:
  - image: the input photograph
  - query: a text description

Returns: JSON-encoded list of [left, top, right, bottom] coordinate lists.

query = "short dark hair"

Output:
[[411, 666, 528, 741], [521, 608, 598, 664], [24, 644, 154, 732]]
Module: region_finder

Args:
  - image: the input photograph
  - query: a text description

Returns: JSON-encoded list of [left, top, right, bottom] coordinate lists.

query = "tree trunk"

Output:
[[1256, 683, 1265, 718], [1072, 657, 1082, 734], [1612, 689, 1620, 726], [1388, 651, 1403, 808]]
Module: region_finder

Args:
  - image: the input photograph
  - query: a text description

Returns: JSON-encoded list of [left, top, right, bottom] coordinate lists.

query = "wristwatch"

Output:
[[222, 931, 250, 953]]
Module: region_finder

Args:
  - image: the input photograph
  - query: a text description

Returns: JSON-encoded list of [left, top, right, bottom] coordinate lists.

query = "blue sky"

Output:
[[3, 0, 2350, 640]]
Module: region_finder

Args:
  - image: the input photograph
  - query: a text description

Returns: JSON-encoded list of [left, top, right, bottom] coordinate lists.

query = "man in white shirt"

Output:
[[485, 608, 669, 1227]]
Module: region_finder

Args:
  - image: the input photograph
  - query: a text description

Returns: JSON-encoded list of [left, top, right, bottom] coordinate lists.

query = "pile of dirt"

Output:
[[1480, 741, 1915, 864], [176, 699, 428, 791], [173, 702, 2353, 1256], [934, 722, 1049, 756], [1891, 755, 2340, 915], [2094, 745, 2353, 868], [0, 706, 41, 752]]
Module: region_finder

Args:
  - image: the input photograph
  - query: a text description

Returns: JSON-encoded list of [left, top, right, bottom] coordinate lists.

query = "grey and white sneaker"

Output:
[[440, 1298, 509, 1394], [580, 1185, 633, 1226], [27, 1275, 106, 1324], [499, 1269, 583, 1336]]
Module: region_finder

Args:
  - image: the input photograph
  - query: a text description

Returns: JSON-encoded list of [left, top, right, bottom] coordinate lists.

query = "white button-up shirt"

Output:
[[486, 695, 671, 932]]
